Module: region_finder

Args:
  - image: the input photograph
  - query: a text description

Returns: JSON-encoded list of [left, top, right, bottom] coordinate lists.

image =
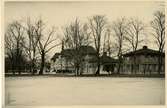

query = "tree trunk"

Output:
[[149, 65, 151, 75], [131, 64, 134, 74], [143, 64, 146, 75], [18, 66, 21, 75], [117, 56, 122, 74], [11, 60, 15, 75], [117, 63, 121, 74], [131, 56, 136, 74], [75, 66, 79, 76], [32, 59, 36, 75], [39, 51, 45, 75], [18, 60, 21, 75], [95, 56, 100, 75], [134, 59, 137, 74], [158, 55, 162, 75], [32, 50, 36, 75], [95, 64, 100, 75], [12, 65, 15, 75], [29, 65, 32, 73]]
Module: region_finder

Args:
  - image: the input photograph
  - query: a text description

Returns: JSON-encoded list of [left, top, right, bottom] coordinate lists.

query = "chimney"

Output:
[[143, 46, 148, 49]]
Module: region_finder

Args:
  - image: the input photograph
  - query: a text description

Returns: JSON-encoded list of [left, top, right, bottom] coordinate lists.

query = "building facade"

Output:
[[51, 46, 98, 74], [51, 45, 165, 75], [122, 46, 165, 74]]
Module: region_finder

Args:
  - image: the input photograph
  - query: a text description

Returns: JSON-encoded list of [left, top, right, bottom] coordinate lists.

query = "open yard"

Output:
[[5, 77, 165, 106]]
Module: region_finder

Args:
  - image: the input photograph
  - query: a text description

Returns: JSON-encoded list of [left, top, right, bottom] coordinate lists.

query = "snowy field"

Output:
[[5, 77, 165, 106]]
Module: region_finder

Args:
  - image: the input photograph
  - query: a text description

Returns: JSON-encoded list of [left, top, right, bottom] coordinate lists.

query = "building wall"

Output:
[[80, 61, 97, 74], [51, 55, 75, 72], [123, 55, 165, 74], [51, 54, 97, 74], [51, 52, 165, 75]]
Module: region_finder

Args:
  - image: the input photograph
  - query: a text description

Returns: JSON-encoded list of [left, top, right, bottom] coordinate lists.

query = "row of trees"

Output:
[[63, 19, 91, 75], [151, 11, 165, 74], [62, 10, 165, 75], [5, 10, 165, 75], [5, 18, 61, 75], [62, 16, 145, 75]]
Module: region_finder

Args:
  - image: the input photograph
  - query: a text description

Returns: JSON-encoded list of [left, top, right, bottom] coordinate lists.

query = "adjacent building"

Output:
[[122, 46, 165, 74]]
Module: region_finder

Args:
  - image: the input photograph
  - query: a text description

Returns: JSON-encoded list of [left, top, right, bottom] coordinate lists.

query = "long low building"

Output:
[[122, 46, 165, 74]]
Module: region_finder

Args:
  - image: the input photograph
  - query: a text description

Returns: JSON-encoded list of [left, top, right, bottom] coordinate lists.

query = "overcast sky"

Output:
[[5, 1, 165, 58]]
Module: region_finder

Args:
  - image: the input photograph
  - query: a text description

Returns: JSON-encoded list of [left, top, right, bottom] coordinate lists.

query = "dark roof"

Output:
[[51, 53, 61, 61], [51, 45, 97, 60], [123, 46, 165, 57], [101, 54, 118, 64], [79, 45, 96, 55], [61, 49, 75, 58], [61, 45, 96, 56], [89, 52, 118, 64], [88, 56, 98, 63]]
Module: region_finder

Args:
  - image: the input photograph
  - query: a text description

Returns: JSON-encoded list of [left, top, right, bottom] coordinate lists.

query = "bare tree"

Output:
[[34, 19, 61, 75], [151, 10, 165, 74], [63, 19, 90, 75], [103, 27, 119, 58], [5, 21, 25, 74], [112, 18, 127, 74], [22, 18, 40, 74], [125, 18, 145, 52], [125, 18, 145, 74], [5, 33, 15, 74], [103, 26, 114, 56], [88, 15, 107, 75]]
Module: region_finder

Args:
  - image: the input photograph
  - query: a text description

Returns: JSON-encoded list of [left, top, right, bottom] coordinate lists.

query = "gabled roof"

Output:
[[123, 46, 165, 57]]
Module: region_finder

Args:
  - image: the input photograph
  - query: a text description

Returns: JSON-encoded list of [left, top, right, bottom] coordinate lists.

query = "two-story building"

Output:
[[51, 45, 98, 74], [51, 46, 119, 74], [122, 46, 165, 74]]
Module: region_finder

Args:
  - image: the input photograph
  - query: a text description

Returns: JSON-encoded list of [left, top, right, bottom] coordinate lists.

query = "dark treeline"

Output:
[[5, 10, 165, 75]]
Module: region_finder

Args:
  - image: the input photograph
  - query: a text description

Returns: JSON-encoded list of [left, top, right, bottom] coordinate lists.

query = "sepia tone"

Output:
[[4, 1, 165, 107]]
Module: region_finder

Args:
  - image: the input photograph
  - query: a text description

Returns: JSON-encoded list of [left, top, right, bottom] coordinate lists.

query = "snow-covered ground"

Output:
[[5, 77, 165, 106]]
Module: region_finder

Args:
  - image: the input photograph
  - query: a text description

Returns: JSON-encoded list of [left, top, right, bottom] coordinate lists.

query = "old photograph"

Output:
[[4, 0, 165, 107]]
